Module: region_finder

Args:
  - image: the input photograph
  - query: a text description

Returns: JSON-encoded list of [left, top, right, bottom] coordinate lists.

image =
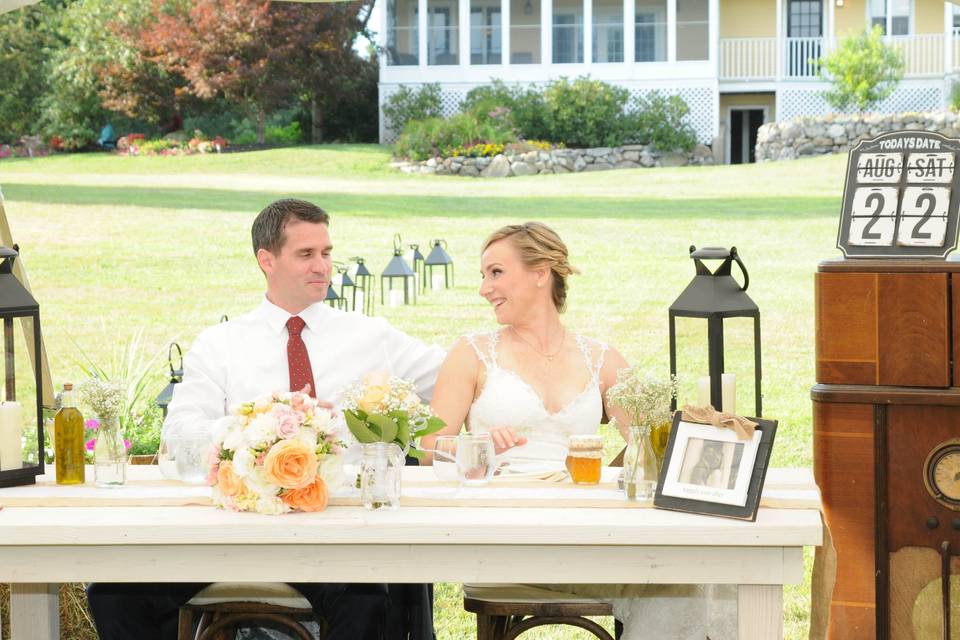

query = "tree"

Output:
[[135, 0, 372, 144], [0, 3, 60, 144], [819, 26, 904, 113]]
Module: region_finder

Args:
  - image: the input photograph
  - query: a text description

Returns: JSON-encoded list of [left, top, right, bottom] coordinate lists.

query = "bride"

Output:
[[423, 222, 736, 640]]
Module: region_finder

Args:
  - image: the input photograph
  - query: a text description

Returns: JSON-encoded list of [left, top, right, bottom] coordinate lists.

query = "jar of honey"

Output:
[[565, 434, 603, 485]]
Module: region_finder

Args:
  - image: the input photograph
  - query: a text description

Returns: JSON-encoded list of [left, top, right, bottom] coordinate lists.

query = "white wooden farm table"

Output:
[[0, 466, 821, 640]]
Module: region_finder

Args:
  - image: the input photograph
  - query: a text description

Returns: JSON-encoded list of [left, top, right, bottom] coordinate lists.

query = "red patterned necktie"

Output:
[[286, 316, 316, 398]]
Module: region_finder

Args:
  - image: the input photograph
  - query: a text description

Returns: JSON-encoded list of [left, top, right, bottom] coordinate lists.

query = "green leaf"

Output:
[[412, 416, 446, 439], [344, 410, 379, 443], [406, 447, 425, 460], [395, 415, 410, 446], [367, 413, 399, 443]]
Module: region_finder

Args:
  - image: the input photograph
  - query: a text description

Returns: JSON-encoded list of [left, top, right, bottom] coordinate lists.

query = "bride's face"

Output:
[[479, 239, 545, 324]]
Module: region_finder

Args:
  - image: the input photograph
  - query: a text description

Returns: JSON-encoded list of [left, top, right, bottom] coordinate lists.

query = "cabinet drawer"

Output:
[[816, 272, 949, 387]]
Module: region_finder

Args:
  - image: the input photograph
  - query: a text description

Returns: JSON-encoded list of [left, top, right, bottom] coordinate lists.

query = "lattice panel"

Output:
[[626, 85, 716, 144], [379, 84, 469, 143], [777, 84, 945, 123]]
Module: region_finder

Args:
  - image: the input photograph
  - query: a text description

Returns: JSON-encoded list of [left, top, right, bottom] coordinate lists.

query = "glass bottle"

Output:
[[360, 442, 403, 510], [623, 425, 658, 500], [54, 383, 85, 485]]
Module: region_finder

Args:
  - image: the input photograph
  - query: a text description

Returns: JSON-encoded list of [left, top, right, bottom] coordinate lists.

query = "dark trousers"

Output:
[[86, 582, 389, 640]]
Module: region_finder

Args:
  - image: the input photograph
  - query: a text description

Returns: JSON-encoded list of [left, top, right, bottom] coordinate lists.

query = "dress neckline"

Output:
[[494, 366, 596, 418]]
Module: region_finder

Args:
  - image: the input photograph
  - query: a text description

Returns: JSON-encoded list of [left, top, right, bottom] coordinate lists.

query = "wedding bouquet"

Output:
[[341, 371, 445, 459], [209, 390, 344, 514]]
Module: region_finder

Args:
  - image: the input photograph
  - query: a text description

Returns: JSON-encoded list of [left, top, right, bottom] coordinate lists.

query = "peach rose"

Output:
[[358, 371, 391, 413], [281, 478, 329, 512], [262, 439, 318, 489], [216, 460, 245, 497]]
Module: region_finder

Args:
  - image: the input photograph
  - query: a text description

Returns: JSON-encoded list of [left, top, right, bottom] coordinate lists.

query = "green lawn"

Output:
[[0, 145, 846, 639]]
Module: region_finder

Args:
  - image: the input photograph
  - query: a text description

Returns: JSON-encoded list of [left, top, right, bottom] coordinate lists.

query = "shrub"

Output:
[[395, 112, 516, 161], [951, 81, 960, 111], [446, 142, 506, 158], [382, 84, 443, 136], [461, 80, 550, 141], [632, 93, 698, 152], [819, 26, 904, 112], [138, 138, 178, 154], [541, 77, 632, 148]]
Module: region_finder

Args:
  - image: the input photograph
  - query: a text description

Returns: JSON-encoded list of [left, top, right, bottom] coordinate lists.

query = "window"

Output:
[[869, 0, 910, 36], [635, 0, 666, 61], [428, 0, 460, 65], [387, 0, 419, 66], [593, 0, 623, 62], [676, 0, 708, 61], [510, 0, 541, 63], [552, 0, 583, 63], [471, 0, 502, 64]]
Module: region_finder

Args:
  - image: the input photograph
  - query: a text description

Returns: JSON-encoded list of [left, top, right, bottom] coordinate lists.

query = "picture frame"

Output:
[[653, 411, 777, 521]]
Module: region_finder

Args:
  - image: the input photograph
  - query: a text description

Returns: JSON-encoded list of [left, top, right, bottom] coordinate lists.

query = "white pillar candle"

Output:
[[0, 401, 23, 471], [696, 376, 711, 407], [354, 289, 365, 314], [388, 289, 405, 308], [431, 273, 445, 291], [721, 373, 737, 414]]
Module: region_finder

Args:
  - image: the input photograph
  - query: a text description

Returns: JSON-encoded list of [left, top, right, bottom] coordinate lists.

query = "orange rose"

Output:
[[262, 439, 318, 489], [216, 460, 245, 497], [281, 478, 329, 512]]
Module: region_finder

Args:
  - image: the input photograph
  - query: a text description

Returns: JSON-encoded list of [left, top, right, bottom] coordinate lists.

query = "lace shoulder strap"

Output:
[[463, 331, 501, 368], [574, 334, 608, 382]]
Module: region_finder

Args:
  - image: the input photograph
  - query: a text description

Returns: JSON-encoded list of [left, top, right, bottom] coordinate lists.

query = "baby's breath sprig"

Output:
[[606, 368, 677, 429]]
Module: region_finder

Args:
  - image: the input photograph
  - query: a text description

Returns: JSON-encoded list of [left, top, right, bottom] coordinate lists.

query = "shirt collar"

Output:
[[257, 296, 330, 334]]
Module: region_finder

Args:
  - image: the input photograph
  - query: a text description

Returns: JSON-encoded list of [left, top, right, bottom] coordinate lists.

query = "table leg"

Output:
[[10, 584, 58, 640], [737, 584, 782, 640]]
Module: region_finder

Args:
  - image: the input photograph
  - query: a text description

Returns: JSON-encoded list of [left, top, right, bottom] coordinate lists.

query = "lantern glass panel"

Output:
[[0, 313, 43, 474]]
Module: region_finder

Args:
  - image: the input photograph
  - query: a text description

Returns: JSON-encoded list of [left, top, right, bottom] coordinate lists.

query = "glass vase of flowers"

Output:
[[78, 378, 127, 488]]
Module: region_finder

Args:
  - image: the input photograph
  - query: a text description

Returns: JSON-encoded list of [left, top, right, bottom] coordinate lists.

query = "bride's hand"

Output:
[[489, 427, 528, 455]]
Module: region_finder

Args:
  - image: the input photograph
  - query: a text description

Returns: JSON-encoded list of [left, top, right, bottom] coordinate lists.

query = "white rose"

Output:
[[245, 414, 277, 448], [311, 408, 332, 431], [245, 467, 279, 498], [295, 427, 319, 448], [232, 449, 255, 478], [222, 423, 246, 452], [318, 454, 345, 489], [256, 495, 290, 515]]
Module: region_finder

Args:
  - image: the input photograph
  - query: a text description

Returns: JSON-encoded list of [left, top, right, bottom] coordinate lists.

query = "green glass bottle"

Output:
[[54, 383, 85, 485]]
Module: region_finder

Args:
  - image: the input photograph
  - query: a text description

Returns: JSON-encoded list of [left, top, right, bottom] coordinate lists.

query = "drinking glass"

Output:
[[432, 435, 458, 481], [456, 433, 497, 486], [175, 430, 211, 485]]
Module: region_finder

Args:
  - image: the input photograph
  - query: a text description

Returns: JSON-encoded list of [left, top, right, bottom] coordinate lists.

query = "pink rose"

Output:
[[271, 404, 302, 439]]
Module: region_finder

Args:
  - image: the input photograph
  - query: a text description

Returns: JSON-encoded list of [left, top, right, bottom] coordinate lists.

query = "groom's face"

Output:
[[258, 220, 333, 313]]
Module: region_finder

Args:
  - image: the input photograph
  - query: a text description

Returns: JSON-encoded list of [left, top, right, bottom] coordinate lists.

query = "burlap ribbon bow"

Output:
[[680, 404, 758, 441]]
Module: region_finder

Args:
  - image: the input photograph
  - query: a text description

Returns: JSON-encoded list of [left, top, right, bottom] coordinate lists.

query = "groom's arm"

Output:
[[382, 324, 446, 401], [161, 327, 231, 446]]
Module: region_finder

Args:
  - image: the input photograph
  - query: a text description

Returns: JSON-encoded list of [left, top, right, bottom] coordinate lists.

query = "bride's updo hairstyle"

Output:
[[483, 222, 580, 312]]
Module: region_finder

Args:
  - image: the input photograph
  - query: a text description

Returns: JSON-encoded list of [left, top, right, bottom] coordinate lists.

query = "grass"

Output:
[[0, 145, 847, 639]]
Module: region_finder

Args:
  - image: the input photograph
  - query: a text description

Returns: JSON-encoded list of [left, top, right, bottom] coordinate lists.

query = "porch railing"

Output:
[[721, 33, 954, 81]]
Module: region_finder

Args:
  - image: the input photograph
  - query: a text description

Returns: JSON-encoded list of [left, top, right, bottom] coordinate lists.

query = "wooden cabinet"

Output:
[[814, 260, 960, 640]]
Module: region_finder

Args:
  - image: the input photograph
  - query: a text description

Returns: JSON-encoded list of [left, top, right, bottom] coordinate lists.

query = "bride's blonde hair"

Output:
[[483, 222, 580, 312]]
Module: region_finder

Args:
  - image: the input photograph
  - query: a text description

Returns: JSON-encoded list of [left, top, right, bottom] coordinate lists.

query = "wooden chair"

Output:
[[177, 582, 324, 640], [462, 448, 626, 640]]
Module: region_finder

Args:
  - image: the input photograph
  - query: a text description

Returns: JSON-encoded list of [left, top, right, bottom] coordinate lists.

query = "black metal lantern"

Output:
[[333, 263, 358, 312], [424, 239, 454, 291], [155, 342, 183, 418], [381, 234, 417, 306], [668, 246, 762, 416], [325, 281, 342, 309], [0, 246, 45, 487], [348, 257, 375, 316], [408, 243, 425, 290]]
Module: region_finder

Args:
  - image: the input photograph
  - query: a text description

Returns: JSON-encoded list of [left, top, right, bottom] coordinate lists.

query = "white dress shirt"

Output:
[[162, 297, 446, 444]]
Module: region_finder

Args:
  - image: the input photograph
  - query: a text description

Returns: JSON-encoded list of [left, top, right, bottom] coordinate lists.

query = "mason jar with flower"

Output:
[[607, 369, 677, 500], [78, 378, 128, 487]]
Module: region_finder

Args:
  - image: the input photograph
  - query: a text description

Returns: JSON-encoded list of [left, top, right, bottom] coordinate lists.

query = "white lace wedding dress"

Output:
[[463, 330, 737, 640]]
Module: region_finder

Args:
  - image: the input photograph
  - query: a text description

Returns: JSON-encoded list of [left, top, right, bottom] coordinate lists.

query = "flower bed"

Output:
[[393, 143, 715, 177]]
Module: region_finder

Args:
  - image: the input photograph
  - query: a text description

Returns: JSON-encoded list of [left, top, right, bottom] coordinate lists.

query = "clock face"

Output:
[[924, 439, 960, 511]]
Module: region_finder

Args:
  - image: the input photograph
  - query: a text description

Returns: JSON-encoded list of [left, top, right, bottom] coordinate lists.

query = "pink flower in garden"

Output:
[[124, 439, 131, 451], [85, 419, 100, 430], [271, 404, 302, 439], [85, 439, 96, 452]]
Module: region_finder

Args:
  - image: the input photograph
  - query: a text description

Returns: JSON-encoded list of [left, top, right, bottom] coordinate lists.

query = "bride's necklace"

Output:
[[510, 326, 566, 361]]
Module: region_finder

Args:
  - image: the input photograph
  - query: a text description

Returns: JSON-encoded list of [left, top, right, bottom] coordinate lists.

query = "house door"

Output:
[[729, 109, 765, 164], [786, 0, 822, 77]]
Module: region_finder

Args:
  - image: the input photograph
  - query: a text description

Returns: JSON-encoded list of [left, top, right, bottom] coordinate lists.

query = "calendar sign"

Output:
[[837, 131, 960, 258]]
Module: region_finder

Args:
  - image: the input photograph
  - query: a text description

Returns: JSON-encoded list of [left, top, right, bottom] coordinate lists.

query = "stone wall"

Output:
[[756, 111, 960, 162], [393, 143, 715, 177]]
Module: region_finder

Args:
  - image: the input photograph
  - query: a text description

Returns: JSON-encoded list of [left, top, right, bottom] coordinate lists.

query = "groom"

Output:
[[86, 198, 446, 640]]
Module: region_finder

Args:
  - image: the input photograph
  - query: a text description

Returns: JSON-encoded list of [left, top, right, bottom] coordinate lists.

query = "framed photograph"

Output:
[[653, 412, 777, 521]]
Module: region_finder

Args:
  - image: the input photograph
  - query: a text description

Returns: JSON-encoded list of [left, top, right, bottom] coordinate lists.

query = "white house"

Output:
[[377, 0, 960, 162]]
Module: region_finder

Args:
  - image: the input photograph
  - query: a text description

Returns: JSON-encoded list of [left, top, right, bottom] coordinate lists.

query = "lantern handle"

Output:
[[167, 342, 183, 381], [433, 239, 447, 248], [350, 256, 365, 264], [393, 233, 402, 255], [730, 247, 749, 291]]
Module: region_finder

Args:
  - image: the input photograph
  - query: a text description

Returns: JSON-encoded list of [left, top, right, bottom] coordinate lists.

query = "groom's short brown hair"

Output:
[[252, 199, 330, 256]]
